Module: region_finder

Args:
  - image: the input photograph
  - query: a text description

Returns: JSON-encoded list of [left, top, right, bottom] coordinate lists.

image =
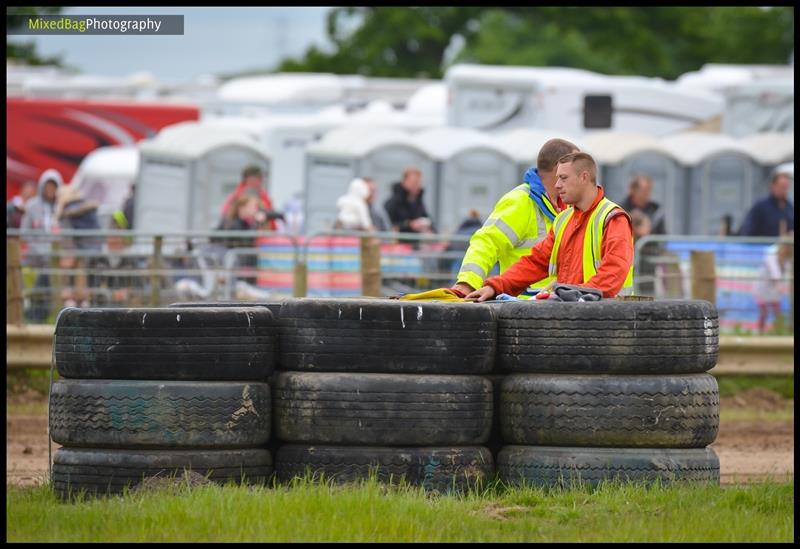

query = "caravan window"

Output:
[[584, 95, 613, 129]]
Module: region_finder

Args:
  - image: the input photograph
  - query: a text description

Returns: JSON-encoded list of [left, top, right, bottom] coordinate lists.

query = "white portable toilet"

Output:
[[582, 132, 685, 234], [303, 125, 436, 235], [494, 128, 584, 182], [661, 132, 758, 235], [414, 127, 517, 232], [136, 121, 270, 233], [739, 132, 794, 201], [70, 145, 139, 228], [201, 106, 349, 211]]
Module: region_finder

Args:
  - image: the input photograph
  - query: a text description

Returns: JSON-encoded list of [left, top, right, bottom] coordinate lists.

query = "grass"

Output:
[[6, 368, 56, 416], [716, 375, 794, 399], [719, 407, 794, 422], [7, 368, 57, 396], [6, 476, 794, 542]]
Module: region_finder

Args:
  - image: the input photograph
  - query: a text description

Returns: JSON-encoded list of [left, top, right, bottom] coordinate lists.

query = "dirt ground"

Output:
[[6, 388, 794, 488]]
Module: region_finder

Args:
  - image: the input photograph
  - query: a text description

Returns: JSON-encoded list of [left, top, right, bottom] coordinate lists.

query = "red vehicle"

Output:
[[6, 97, 200, 200]]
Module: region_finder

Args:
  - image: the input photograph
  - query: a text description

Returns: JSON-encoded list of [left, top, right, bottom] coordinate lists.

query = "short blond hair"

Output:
[[558, 152, 597, 183]]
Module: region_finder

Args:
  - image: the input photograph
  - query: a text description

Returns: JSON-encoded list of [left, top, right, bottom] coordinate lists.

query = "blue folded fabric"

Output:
[[494, 293, 521, 301]]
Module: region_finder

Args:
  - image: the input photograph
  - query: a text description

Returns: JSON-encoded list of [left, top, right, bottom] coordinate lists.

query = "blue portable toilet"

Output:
[[660, 132, 759, 235], [415, 127, 517, 233], [582, 131, 685, 234], [303, 125, 437, 235], [739, 132, 794, 202]]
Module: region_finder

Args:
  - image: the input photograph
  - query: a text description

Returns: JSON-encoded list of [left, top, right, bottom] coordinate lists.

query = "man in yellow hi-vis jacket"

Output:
[[451, 138, 579, 298]]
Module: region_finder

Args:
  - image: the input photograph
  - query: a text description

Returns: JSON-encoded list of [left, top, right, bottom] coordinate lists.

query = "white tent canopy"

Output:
[[70, 145, 139, 228], [71, 145, 139, 183]]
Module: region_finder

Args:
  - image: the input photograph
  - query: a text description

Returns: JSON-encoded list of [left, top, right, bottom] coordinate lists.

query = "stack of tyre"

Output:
[[494, 300, 721, 488], [272, 298, 497, 493], [49, 307, 277, 499]]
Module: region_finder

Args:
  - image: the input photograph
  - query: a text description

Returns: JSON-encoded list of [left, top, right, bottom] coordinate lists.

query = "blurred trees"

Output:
[[277, 6, 794, 79], [7, 6, 65, 66]]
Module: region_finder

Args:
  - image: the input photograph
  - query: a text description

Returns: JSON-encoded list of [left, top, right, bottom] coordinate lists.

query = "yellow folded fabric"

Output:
[[398, 288, 468, 302]]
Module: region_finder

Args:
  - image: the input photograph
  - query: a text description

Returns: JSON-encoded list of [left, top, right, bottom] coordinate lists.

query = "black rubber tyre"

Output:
[[49, 380, 271, 448], [54, 307, 277, 380], [168, 301, 282, 319], [482, 375, 505, 457], [274, 372, 492, 446], [498, 446, 720, 488], [501, 373, 719, 448], [276, 445, 493, 493], [53, 447, 272, 499], [278, 298, 496, 374], [496, 300, 719, 374]]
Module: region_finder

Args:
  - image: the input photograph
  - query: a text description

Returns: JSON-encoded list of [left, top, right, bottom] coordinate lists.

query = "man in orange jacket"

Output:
[[466, 152, 634, 301]]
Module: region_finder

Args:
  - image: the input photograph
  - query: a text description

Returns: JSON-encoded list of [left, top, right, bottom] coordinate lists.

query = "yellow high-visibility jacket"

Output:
[[456, 183, 558, 296]]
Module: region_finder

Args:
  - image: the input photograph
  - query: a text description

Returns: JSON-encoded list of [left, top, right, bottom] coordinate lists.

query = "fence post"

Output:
[[690, 250, 716, 304], [49, 240, 63, 321], [293, 261, 307, 297], [7, 237, 24, 325], [150, 235, 163, 307], [360, 236, 382, 297]]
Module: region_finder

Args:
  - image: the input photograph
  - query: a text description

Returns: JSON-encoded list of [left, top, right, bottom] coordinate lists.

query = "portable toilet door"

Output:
[[355, 133, 437, 230], [661, 133, 758, 235], [583, 131, 685, 234], [194, 145, 271, 231], [739, 132, 794, 202], [415, 127, 517, 233], [136, 122, 270, 233], [303, 125, 412, 235]]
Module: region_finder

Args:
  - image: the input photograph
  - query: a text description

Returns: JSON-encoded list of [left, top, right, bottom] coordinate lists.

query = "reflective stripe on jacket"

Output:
[[547, 196, 634, 295], [456, 183, 557, 295]]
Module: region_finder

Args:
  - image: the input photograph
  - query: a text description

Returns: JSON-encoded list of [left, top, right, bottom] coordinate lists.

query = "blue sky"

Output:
[[13, 6, 336, 83]]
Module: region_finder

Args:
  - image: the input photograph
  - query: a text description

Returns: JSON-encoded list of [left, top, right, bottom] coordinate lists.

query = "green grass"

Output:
[[716, 375, 794, 399], [7, 368, 57, 396], [6, 368, 56, 416], [6, 477, 794, 542], [720, 407, 794, 422]]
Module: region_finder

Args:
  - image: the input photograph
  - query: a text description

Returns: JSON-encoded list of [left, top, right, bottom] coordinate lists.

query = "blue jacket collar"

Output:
[[523, 167, 556, 222]]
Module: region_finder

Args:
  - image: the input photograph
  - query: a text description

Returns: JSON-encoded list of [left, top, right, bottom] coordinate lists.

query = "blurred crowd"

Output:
[[8, 160, 793, 331]]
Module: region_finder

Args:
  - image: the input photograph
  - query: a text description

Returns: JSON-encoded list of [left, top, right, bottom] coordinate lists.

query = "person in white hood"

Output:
[[20, 169, 65, 321], [21, 168, 63, 233], [335, 177, 375, 231]]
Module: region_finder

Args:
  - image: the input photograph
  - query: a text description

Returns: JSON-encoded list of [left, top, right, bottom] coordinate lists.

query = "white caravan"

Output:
[[445, 64, 723, 137]]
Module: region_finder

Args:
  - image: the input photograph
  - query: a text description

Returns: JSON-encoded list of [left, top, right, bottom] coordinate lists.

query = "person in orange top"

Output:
[[466, 152, 634, 300], [220, 164, 279, 231]]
